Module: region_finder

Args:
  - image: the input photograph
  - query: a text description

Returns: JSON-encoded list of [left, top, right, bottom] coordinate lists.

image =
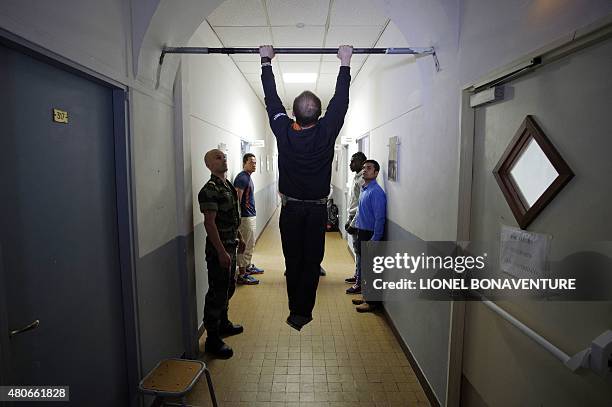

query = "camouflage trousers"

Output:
[[203, 242, 237, 339]]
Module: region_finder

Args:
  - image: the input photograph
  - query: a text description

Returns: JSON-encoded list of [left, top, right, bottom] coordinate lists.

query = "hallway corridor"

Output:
[[190, 210, 429, 407], [2, 2, 612, 405]]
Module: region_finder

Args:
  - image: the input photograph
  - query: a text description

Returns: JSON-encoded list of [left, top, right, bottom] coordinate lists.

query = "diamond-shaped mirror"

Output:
[[493, 115, 574, 229]]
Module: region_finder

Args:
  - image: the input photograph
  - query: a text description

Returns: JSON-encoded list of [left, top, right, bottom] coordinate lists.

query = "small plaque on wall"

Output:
[[53, 108, 68, 124]]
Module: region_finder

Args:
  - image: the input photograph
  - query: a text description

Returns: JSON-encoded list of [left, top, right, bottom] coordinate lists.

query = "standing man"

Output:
[[234, 153, 264, 285], [344, 152, 367, 289], [259, 44, 353, 330], [348, 160, 386, 313], [199, 149, 245, 358]]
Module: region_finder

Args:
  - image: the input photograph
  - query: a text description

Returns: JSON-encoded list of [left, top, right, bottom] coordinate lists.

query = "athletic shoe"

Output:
[[346, 285, 361, 294], [237, 274, 259, 285], [344, 277, 356, 284], [247, 264, 264, 274]]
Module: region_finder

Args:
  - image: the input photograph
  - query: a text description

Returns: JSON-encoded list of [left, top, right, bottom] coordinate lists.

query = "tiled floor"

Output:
[[188, 210, 430, 407]]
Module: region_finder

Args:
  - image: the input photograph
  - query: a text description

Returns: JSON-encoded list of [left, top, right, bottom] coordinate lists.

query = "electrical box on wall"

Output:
[[470, 85, 504, 107]]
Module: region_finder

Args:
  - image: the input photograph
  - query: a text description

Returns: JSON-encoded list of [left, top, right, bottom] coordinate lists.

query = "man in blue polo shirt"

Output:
[[347, 160, 386, 313], [234, 153, 264, 285]]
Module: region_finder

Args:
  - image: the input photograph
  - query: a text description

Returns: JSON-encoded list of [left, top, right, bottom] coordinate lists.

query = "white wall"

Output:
[[132, 89, 178, 255], [338, 22, 451, 239], [457, 0, 612, 85], [0, 0, 131, 84], [184, 22, 278, 325]]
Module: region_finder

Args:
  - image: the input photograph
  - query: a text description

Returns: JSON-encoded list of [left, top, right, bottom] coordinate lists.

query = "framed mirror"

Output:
[[493, 115, 574, 229]]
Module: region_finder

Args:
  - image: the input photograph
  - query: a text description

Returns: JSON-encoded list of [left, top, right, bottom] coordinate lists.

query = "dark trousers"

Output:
[[203, 242, 237, 340], [355, 229, 374, 286], [351, 233, 359, 278], [280, 201, 327, 319], [356, 229, 380, 305]]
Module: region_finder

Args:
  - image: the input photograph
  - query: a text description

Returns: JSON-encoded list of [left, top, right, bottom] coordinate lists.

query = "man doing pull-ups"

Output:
[[259, 44, 353, 330]]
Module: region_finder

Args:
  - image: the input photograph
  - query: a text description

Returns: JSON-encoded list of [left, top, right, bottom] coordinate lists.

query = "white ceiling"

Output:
[[206, 0, 390, 110]]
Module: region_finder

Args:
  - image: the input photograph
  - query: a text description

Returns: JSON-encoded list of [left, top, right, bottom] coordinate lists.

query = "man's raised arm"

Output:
[[259, 45, 290, 133], [323, 45, 353, 134]]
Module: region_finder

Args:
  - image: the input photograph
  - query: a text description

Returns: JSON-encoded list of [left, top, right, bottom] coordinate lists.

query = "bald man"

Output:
[[198, 149, 245, 358], [259, 45, 353, 330]]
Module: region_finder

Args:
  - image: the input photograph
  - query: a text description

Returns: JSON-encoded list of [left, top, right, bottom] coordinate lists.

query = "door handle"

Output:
[[9, 320, 39, 338]]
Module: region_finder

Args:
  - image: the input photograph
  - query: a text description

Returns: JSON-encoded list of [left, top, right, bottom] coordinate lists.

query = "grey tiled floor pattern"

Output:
[[187, 211, 430, 407]]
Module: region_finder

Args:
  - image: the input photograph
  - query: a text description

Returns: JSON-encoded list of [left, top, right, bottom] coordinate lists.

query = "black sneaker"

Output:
[[204, 338, 233, 359], [345, 277, 356, 284], [220, 322, 243, 337]]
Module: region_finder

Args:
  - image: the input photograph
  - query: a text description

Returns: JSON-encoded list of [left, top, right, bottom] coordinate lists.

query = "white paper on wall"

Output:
[[500, 225, 551, 278]]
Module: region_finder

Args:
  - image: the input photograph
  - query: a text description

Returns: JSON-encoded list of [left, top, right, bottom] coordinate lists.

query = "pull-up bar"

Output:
[[155, 46, 439, 89], [159, 46, 439, 69]]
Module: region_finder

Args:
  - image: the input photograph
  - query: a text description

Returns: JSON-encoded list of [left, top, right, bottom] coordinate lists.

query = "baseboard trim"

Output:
[[382, 306, 441, 407]]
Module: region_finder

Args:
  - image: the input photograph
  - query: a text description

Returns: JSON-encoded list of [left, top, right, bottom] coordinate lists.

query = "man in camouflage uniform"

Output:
[[198, 149, 245, 358]]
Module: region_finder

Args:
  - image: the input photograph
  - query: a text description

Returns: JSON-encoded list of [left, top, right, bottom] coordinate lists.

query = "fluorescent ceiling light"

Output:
[[283, 73, 317, 83]]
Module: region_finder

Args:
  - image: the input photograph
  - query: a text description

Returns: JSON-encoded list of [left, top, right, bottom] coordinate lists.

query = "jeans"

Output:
[[279, 201, 327, 319]]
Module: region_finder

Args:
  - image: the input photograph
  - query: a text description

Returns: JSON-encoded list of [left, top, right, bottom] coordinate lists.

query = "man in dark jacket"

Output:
[[259, 44, 353, 330]]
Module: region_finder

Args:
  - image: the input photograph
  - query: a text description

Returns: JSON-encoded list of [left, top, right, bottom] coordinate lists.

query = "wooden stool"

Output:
[[139, 358, 218, 407]]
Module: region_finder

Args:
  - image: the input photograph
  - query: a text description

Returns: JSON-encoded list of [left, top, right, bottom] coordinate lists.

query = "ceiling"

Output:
[[206, 0, 390, 110]]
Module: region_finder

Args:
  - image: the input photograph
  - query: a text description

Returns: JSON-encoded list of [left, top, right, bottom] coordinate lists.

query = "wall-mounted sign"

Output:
[[53, 108, 68, 124], [250, 139, 265, 148], [341, 136, 355, 145], [500, 225, 551, 279]]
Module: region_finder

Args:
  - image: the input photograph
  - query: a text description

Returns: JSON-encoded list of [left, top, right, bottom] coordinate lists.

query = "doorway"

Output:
[[460, 35, 612, 406], [357, 133, 370, 158], [0, 41, 135, 405]]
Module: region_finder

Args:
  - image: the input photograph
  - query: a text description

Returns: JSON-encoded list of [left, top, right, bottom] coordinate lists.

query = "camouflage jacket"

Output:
[[198, 174, 240, 244]]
